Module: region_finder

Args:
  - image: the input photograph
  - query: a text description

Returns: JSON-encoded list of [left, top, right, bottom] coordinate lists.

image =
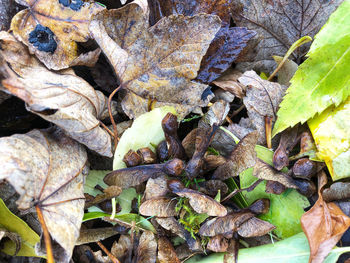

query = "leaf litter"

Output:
[[0, 0, 349, 262]]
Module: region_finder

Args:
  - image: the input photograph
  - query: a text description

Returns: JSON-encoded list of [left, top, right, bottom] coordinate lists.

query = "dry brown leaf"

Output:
[[111, 235, 132, 261], [173, 188, 227, 217], [228, 71, 287, 145], [199, 212, 254, 237], [232, 0, 342, 74], [207, 235, 229, 253], [301, 171, 350, 263], [143, 175, 169, 201], [139, 198, 177, 217], [136, 231, 157, 263], [10, 0, 104, 70], [0, 32, 113, 157], [253, 159, 298, 189], [89, 1, 221, 118], [212, 131, 258, 180], [212, 69, 245, 99], [157, 236, 180, 263], [237, 217, 275, 237], [0, 128, 88, 262], [323, 182, 350, 202]]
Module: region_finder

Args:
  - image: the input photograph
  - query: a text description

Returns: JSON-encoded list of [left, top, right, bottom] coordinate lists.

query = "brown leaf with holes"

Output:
[[199, 212, 254, 237], [301, 172, 350, 263], [173, 188, 227, 217], [237, 217, 275, 237], [136, 231, 157, 263], [158, 236, 180, 263], [0, 32, 113, 157], [148, 0, 256, 83], [231, 0, 342, 74], [139, 198, 177, 217], [10, 0, 104, 70], [212, 131, 258, 180], [0, 128, 88, 262], [253, 159, 298, 189], [89, 1, 221, 118]]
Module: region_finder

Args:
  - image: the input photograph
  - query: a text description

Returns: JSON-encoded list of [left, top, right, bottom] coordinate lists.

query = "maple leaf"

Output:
[[10, 0, 104, 70], [0, 32, 113, 157], [0, 128, 88, 262], [232, 0, 343, 74], [273, 0, 350, 136], [148, 0, 256, 83], [89, 1, 222, 119]]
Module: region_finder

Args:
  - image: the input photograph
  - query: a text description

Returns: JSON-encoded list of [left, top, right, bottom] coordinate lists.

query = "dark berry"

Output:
[[29, 24, 57, 53]]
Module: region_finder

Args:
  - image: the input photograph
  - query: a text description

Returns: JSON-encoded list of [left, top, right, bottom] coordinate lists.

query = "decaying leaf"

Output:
[[237, 217, 275, 238], [0, 128, 88, 262], [105, 158, 184, 188], [148, 0, 256, 83], [90, 1, 221, 118], [143, 175, 169, 201], [172, 188, 227, 217], [199, 211, 254, 237], [212, 69, 245, 99], [158, 236, 180, 263], [292, 158, 318, 180], [212, 131, 258, 180], [301, 171, 350, 263], [232, 0, 342, 74], [248, 198, 270, 215], [10, 0, 104, 70], [111, 235, 132, 261], [76, 227, 119, 245], [139, 198, 177, 217], [136, 231, 157, 263], [0, 32, 113, 157], [207, 234, 229, 253], [231, 71, 287, 145], [323, 182, 350, 203], [253, 160, 298, 189], [199, 180, 228, 197]]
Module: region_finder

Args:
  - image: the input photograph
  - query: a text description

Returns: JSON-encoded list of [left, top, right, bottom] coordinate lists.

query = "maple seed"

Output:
[[137, 147, 157, 164], [59, 0, 84, 11], [29, 24, 57, 53], [123, 149, 142, 167]]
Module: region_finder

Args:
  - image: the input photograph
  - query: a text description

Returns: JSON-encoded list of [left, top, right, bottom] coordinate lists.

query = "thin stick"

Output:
[[36, 206, 54, 263], [265, 116, 273, 149], [221, 179, 263, 203], [97, 241, 121, 263], [99, 120, 115, 138], [108, 85, 122, 150]]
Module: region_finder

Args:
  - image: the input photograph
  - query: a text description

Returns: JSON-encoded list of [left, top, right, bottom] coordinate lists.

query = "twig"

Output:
[[108, 85, 122, 151], [99, 120, 115, 138], [221, 179, 263, 203], [96, 241, 121, 263]]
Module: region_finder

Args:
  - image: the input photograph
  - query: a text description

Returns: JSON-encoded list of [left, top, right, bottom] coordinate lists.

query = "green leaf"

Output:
[[115, 188, 138, 215], [308, 97, 350, 180], [113, 106, 177, 170], [84, 170, 109, 197], [0, 199, 40, 257], [272, 0, 350, 136], [83, 212, 156, 233], [240, 146, 309, 239], [185, 232, 350, 263]]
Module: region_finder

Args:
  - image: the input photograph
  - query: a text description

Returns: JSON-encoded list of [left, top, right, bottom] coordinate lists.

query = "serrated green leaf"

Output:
[[240, 146, 309, 239], [0, 199, 40, 257], [185, 232, 350, 263], [273, 0, 350, 136]]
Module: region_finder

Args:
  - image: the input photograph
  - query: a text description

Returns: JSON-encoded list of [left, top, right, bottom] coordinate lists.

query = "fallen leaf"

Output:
[[0, 128, 88, 262], [235, 71, 287, 145], [0, 198, 40, 257], [248, 198, 270, 215], [301, 171, 350, 263], [76, 227, 119, 245], [139, 198, 177, 217], [199, 212, 254, 237], [172, 188, 227, 217], [232, 0, 342, 74], [90, 1, 221, 118], [273, 0, 350, 136], [198, 100, 230, 127], [212, 131, 258, 180], [143, 175, 169, 201], [148, 0, 256, 83], [111, 235, 132, 261], [323, 182, 350, 203], [212, 69, 245, 99], [105, 158, 184, 188], [199, 180, 228, 197], [0, 32, 113, 157], [10, 0, 104, 70], [207, 235, 229, 253], [136, 231, 157, 263], [158, 236, 181, 263], [237, 217, 275, 238]]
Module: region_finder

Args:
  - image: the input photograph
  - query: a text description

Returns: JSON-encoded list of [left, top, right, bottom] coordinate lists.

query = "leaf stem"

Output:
[[108, 85, 122, 151], [97, 241, 120, 263], [36, 206, 54, 263], [268, 36, 312, 81]]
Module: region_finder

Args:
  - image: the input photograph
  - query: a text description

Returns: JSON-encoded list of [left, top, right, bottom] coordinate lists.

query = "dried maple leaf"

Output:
[[232, 0, 342, 74], [89, 1, 221, 118], [0, 128, 88, 262], [0, 32, 113, 157], [301, 171, 350, 263], [10, 0, 104, 70], [148, 0, 256, 83]]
